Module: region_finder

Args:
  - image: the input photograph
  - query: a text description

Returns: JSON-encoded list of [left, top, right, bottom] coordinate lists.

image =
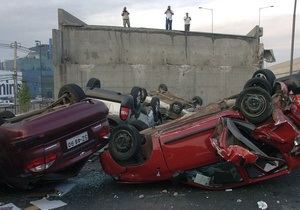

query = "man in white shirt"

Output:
[[122, 7, 130, 27], [184, 12, 191, 31], [164, 6, 174, 30]]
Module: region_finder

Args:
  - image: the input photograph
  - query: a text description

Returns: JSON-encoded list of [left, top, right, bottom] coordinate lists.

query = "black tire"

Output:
[[141, 88, 148, 103], [158, 84, 168, 92], [170, 101, 183, 114], [252, 69, 276, 86], [150, 97, 160, 122], [235, 87, 273, 124], [130, 86, 142, 110], [0, 110, 15, 119], [86, 78, 101, 89], [243, 77, 273, 95], [109, 125, 142, 161], [191, 96, 203, 106], [58, 84, 86, 104]]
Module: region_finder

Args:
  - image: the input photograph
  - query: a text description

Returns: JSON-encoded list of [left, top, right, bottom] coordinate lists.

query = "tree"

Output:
[[18, 82, 31, 112]]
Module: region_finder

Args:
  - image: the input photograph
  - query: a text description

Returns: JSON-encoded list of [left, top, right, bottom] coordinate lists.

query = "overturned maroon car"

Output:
[[0, 84, 110, 189], [100, 72, 300, 190]]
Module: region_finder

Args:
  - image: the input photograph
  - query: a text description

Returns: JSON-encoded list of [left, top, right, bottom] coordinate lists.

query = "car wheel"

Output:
[[252, 69, 276, 86], [131, 86, 142, 110], [158, 84, 168, 92], [170, 101, 183, 114], [191, 96, 203, 106], [58, 84, 86, 104], [130, 86, 142, 118], [0, 110, 15, 119], [86, 78, 101, 89], [141, 88, 148, 103], [150, 97, 160, 122], [235, 87, 273, 124], [109, 125, 142, 161], [243, 77, 273, 95]]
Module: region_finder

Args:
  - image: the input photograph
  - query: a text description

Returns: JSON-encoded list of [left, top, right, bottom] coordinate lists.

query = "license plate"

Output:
[[66, 131, 89, 149]]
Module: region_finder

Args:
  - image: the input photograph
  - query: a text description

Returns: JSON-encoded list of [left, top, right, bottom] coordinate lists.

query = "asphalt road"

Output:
[[1, 153, 300, 210]]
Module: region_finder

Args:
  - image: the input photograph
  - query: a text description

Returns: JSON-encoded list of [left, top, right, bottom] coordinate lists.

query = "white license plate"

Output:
[[66, 131, 89, 149]]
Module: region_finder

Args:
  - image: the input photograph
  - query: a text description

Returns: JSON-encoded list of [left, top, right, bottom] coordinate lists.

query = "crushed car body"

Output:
[[0, 84, 111, 189], [100, 72, 300, 190]]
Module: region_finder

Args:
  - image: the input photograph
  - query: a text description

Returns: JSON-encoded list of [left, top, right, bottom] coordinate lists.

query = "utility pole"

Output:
[[35, 40, 42, 98], [12, 41, 19, 107]]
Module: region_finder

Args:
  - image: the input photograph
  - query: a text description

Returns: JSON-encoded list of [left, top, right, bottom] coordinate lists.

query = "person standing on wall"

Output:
[[165, 6, 174, 30], [184, 12, 191, 31], [122, 7, 130, 27]]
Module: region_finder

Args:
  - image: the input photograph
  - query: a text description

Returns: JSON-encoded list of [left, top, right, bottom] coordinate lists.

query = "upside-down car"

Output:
[[100, 74, 300, 190], [144, 83, 203, 120], [0, 84, 111, 189]]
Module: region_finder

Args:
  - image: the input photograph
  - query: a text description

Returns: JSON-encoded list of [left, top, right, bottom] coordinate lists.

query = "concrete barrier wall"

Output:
[[53, 9, 261, 104]]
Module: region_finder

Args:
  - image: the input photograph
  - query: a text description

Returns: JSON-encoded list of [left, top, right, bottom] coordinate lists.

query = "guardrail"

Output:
[[0, 102, 51, 115]]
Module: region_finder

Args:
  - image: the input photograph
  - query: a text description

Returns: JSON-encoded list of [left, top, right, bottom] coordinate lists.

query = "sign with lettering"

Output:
[[0, 70, 22, 97]]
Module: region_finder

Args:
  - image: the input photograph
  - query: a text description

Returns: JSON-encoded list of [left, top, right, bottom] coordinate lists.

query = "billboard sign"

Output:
[[0, 70, 22, 98]]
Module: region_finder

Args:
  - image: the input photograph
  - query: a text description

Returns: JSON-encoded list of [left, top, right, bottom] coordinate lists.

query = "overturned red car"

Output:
[[100, 73, 300, 190]]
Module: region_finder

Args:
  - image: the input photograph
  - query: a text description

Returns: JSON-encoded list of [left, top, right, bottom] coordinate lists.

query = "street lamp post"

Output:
[[290, 0, 297, 75], [199, 7, 214, 33], [35, 40, 42, 98], [258, 5, 274, 67], [259, 6, 274, 27]]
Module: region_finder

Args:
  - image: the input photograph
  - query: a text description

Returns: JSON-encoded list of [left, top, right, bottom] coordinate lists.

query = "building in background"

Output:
[[0, 39, 54, 99]]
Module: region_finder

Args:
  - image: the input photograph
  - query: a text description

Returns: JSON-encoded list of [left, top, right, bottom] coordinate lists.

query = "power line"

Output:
[[0, 43, 11, 48], [0, 42, 31, 53]]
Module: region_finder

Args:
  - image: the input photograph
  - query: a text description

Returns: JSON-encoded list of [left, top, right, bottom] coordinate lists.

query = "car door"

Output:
[[158, 114, 222, 173]]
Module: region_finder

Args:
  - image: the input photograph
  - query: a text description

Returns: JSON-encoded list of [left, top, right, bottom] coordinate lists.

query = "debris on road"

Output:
[[257, 200, 268, 210], [0, 203, 21, 210], [30, 197, 67, 210], [49, 183, 75, 197]]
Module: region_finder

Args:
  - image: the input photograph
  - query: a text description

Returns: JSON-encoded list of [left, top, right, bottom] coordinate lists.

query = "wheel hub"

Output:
[[243, 95, 265, 114], [255, 73, 267, 80], [116, 133, 132, 152]]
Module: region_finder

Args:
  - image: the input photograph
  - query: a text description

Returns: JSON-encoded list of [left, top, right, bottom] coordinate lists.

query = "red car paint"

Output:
[[100, 90, 300, 190]]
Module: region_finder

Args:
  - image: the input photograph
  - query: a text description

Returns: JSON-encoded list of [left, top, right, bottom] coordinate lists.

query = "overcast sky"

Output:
[[0, 0, 299, 67]]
